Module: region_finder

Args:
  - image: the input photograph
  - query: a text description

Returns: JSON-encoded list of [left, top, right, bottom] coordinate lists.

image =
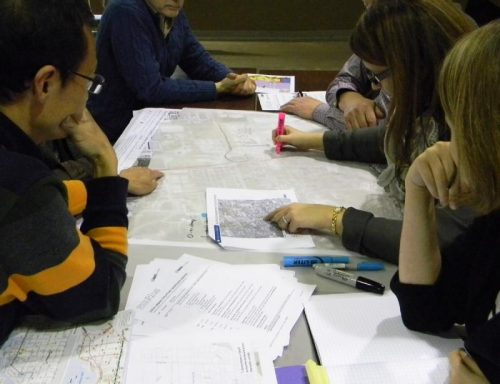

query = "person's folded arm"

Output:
[[391, 210, 498, 333], [0, 167, 129, 334], [312, 103, 348, 132], [327, 54, 374, 108]]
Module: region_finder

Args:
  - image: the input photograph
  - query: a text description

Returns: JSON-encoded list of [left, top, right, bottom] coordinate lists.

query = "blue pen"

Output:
[[283, 256, 350, 267], [322, 262, 385, 271]]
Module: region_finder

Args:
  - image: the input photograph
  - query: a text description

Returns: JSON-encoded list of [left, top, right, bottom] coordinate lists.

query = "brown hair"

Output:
[[350, 0, 476, 176], [439, 21, 500, 213]]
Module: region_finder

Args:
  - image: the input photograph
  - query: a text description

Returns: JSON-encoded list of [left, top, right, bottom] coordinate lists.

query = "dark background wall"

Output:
[[183, 1, 364, 31], [90, 0, 365, 38]]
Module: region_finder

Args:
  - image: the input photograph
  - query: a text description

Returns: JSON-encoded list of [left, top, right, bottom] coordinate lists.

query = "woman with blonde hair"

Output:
[[266, 0, 477, 264], [392, 21, 500, 383]]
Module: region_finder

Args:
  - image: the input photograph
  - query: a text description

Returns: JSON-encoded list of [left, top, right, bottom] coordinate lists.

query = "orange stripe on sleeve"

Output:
[[0, 232, 95, 305], [87, 227, 128, 257], [63, 180, 87, 216]]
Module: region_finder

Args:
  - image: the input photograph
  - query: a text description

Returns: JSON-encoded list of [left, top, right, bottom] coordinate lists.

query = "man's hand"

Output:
[[216, 73, 256, 96], [60, 109, 117, 177], [339, 91, 385, 129], [119, 167, 164, 196], [280, 96, 322, 120], [272, 125, 324, 151]]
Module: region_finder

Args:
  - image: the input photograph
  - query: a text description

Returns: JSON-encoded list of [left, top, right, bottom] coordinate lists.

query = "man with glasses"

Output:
[[0, 0, 129, 344], [41, 70, 163, 195]]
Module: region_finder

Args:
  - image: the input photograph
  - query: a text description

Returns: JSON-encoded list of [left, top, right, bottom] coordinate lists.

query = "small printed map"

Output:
[[0, 311, 132, 384], [218, 198, 291, 238]]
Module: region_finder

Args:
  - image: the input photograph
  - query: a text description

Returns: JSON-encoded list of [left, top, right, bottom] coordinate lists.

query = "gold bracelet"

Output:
[[331, 206, 345, 236]]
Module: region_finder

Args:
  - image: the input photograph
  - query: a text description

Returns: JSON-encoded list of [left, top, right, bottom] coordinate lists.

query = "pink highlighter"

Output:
[[275, 112, 286, 154]]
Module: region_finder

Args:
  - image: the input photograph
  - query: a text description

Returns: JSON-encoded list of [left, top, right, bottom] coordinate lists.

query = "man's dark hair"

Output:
[[0, 0, 94, 103]]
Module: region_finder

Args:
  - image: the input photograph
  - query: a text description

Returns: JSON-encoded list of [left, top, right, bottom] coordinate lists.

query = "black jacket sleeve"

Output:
[[323, 125, 387, 164], [341, 206, 476, 265], [390, 211, 500, 383]]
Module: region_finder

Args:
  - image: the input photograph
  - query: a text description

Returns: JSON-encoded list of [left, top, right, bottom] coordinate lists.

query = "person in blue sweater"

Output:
[[88, 0, 256, 143]]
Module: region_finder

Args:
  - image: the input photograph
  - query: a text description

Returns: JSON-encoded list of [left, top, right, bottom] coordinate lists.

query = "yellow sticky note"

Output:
[[305, 359, 330, 384]]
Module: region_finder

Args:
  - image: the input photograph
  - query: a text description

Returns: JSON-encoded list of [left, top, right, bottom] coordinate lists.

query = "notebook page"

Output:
[[326, 357, 450, 384], [304, 292, 463, 366]]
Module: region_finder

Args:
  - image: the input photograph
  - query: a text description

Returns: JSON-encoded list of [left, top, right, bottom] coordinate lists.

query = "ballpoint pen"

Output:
[[283, 256, 350, 267], [275, 112, 286, 154], [313, 264, 385, 294]]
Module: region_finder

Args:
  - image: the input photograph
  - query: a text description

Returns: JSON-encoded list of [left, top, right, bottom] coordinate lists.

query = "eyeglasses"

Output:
[[71, 71, 105, 95], [366, 68, 391, 87]]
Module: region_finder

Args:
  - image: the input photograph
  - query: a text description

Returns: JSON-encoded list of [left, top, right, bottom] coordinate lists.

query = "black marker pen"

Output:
[[313, 264, 385, 294]]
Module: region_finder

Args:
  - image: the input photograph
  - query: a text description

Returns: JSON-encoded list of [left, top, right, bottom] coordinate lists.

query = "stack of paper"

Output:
[[304, 292, 463, 384], [114, 108, 176, 171], [206, 187, 315, 250], [125, 254, 315, 382]]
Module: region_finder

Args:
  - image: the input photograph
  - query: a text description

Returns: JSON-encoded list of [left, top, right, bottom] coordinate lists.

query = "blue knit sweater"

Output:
[[88, 0, 231, 142]]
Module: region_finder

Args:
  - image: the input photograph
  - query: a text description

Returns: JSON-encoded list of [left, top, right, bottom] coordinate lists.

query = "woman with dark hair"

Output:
[[265, 0, 476, 264]]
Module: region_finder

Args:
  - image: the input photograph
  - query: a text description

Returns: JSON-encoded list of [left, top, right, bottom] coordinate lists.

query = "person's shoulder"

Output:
[[99, 0, 153, 36], [104, 0, 149, 18]]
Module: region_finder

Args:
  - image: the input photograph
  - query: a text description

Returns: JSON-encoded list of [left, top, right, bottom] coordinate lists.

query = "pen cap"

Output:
[[356, 262, 385, 271], [278, 112, 285, 125], [356, 276, 385, 295]]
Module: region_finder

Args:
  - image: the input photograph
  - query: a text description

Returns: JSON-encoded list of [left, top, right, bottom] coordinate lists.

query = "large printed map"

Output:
[[0, 311, 132, 384], [119, 108, 401, 248]]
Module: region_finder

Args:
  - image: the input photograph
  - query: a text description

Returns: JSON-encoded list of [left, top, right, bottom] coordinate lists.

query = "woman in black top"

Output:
[[391, 21, 500, 383]]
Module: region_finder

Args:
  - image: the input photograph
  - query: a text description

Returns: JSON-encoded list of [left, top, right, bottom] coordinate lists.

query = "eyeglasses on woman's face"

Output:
[[366, 68, 391, 87]]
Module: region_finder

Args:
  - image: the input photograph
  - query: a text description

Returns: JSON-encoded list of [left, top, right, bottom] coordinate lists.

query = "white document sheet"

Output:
[[206, 187, 315, 250], [126, 254, 315, 360], [304, 292, 463, 383], [258, 91, 327, 111], [325, 357, 451, 384], [125, 335, 277, 384], [114, 108, 180, 171], [247, 73, 295, 93]]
